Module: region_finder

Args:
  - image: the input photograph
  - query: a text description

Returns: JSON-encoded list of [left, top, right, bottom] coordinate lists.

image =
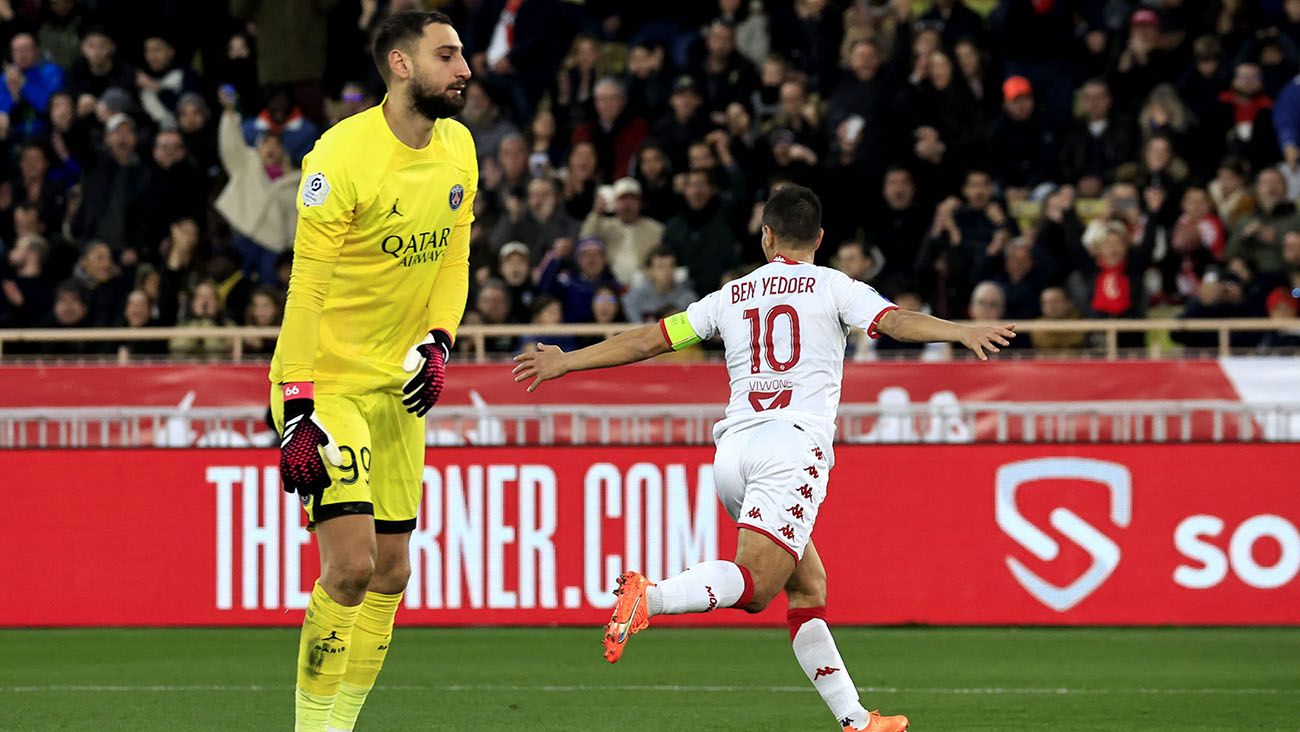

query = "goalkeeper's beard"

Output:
[[410, 77, 465, 121]]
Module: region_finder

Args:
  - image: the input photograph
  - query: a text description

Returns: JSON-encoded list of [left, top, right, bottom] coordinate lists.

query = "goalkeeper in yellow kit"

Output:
[[268, 11, 475, 731]]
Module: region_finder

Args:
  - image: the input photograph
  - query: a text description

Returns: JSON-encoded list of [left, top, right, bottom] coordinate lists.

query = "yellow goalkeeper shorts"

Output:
[[270, 387, 425, 533]]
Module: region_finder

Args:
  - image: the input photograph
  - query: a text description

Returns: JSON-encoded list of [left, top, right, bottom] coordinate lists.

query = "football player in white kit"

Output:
[[512, 185, 1015, 732]]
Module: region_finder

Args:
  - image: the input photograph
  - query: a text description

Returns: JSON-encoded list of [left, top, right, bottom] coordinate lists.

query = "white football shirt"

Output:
[[676, 255, 897, 459]]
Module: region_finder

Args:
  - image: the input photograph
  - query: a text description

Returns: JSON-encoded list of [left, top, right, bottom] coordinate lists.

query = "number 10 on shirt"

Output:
[[743, 305, 801, 374]]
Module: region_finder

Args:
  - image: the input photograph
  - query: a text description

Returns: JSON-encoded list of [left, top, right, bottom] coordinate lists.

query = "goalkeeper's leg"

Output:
[[296, 514, 376, 732], [326, 531, 411, 732]]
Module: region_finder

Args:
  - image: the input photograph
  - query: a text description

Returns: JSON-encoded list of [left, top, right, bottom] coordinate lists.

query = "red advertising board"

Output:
[[3, 445, 1297, 627]]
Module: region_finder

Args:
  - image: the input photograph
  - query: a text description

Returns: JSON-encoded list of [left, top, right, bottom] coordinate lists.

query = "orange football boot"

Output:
[[602, 571, 652, 663], [843, 710, 909, 732]]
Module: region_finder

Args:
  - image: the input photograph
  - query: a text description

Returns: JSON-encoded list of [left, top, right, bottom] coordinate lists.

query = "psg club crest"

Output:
[[449, 184, 465, 211]]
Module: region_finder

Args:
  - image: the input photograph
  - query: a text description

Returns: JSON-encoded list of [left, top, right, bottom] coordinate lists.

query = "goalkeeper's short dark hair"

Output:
[[761, 184, 822, 248], [372, 10, 454, 81]]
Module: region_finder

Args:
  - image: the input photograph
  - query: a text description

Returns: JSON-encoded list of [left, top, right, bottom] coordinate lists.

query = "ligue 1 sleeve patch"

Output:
[[302, 173, 330, 207], [449, 183, 465, 210]]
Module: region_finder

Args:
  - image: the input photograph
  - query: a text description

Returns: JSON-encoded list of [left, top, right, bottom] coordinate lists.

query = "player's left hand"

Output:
[[961, 322, 1016, 360], [512, 343, 568, 392], [401, 330, 452, 417]]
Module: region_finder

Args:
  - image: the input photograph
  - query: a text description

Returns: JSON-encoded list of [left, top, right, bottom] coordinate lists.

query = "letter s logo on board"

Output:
[[995, 458, 1132, 612]]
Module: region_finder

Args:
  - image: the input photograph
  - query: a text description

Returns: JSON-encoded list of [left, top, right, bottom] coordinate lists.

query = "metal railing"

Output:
[[3, 400, 1296, 448], [0, 318, 1293, 363]]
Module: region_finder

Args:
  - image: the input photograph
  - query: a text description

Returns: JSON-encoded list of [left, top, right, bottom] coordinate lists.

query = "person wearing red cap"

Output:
[[986, 74, 1056, 200], [1114, 7, 1178, 115]]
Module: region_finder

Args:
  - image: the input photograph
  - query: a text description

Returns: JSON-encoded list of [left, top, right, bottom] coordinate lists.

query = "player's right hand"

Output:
[[960, 323, 1016, 361], [511, 343, 568, 393], [279, 383, 343, 496]]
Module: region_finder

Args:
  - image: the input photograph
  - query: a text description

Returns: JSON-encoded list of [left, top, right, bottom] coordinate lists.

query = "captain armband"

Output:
[[660, 312, 702, 351]]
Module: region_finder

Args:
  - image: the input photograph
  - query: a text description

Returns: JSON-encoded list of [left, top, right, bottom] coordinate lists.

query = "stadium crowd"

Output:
[[1, 0, 1299, 357]]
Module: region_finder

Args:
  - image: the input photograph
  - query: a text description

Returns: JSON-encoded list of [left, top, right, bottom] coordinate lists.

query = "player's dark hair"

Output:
[[762, 184, 821, 248], [372, 10, 453, 80]]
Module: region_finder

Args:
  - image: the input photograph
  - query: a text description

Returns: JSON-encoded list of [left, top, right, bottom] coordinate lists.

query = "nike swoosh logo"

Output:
[[615, 593, 642, 644]]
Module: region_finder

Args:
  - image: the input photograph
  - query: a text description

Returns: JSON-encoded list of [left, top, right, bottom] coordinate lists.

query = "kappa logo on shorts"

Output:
[[746, 507, 763, 520], [786, 505, 806, 520], [796, 484, 813, 499], [779, 525, 796, 540], [813, 666, 840, 680], [449, 183, 465, 210], [811, 446, 825, 462], [804, 465, 820, 479]]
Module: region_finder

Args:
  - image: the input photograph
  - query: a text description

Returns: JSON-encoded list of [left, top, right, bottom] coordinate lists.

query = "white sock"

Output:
[[790, 612, 869, 728], [646, 560, 750, 616]]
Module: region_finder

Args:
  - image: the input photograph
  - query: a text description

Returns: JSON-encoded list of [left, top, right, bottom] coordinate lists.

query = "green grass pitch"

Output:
[[2, 627, 1297, 731]]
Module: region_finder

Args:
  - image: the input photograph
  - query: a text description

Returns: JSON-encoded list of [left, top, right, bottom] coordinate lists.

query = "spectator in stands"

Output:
[[177, 92, 219, 177], [653, 75, 710, 173], [968, 280, 1005, 321], [572, 77, 649, 182], [37, 0, 83, 69], [867, 167, 928, 289], [634, 142, 678, 223], [229, 0, 334, 123], [0, 234, 52, 327], [116, 289, 166, 355], [471, 278, 521, 354], [1033, 286, 1086, 351], [496, 241, 536, 323], [74, 240, 129, 327], [239, 87, 319, 167], [1228, 167, 1297, 278], [240, 286, 283, 356], [697, 19, 758, 120], [833, 239, 882, 286], [664, 169, 738, 292], [537, 235, 620, 323], [72, 114, 151, 251], [517, 295, 578, 354], [469, 0, 566, 123], [491, 176, 579, 264], [526, 107, 563, 173], [561, 140, 599, 220], [491, 132, 532, 201], [1209, 156, 1255, 232], [217, 88, 300, 286], [1168, 188, 1226, 298], [143, 129, 206, 256], [1213, 62, 1279, 174], [1111, 9, 1179, 119], [459, 80, 517, 160], [986, 75, 1056, 200], [13, 141, 67, 236], [1174, 268, 1256, 349], [1259, 286, 1300, 348], [36, 279, 94, 354], [622, 246, 697, 323], [167, 278, 232, 356], [582, 283, 626, 346], [625, 41, 672, 122], [915, 169, 1016, 318], [980, 237, 1045, 320], [1059, 79, 1137, 198], [1, 32, 64, 139], [580, 177, 663, 286], [1070, 224, 1152, 337], [135, 34, 199, 129], [66, 27, 134, 103]]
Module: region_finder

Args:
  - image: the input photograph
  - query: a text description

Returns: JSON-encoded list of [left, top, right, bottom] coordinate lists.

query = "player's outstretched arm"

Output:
[[512, 322, 672, 392], [876, 309, 1016, 361]]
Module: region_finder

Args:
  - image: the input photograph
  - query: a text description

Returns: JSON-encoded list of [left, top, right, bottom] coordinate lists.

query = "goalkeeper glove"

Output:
[[401, 329, 452, 417], [279, 382, 342, 496]]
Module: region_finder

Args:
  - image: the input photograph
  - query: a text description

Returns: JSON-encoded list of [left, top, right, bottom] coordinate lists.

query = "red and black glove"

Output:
[[278, 382, 342, 495], [401, 330, 452, 417]]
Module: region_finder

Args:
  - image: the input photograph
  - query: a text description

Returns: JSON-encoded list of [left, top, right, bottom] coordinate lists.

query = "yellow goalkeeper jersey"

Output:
[[269, 103, 477, 394]]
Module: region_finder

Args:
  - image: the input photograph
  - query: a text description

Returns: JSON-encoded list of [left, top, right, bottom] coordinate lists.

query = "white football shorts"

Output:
[[713, 419, 830, 561]]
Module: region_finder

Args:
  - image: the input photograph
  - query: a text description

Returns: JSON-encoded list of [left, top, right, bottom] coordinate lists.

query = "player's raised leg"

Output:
[[786, 542, 908, 732], [326, 531, 409, 732], [296, 514, 376, 732], [604, 527, 793, 663]]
